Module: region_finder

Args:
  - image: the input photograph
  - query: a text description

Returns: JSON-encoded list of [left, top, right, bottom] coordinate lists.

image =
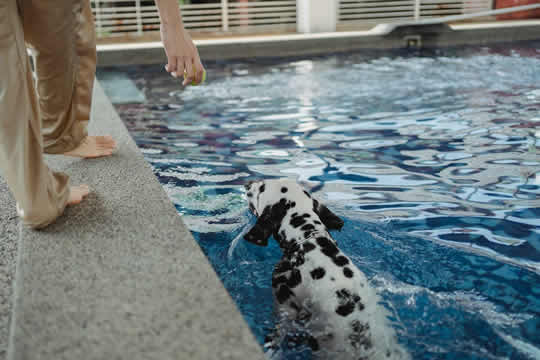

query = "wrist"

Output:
[[160, 14, 184, 30], [156, 0, 185, 28]]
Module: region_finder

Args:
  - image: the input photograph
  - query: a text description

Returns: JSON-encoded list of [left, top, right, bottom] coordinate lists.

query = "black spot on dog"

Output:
[[290, 201, 296, 208], [303, 242, 316, 253], [351, 320, 363, 333], [290, 216, 306, 228], [316, 236, 332, 247], [276, 285, 294, 304], [249, 203, 256, 213], [343, 267, 354, 278], [333, 256, 349, 267], [310, 267, 326, 280], [320, 244, 339, 258], [303, 190, 311, 198], [335, 289, 360, 317], [336, 303, 355, 317], [260, 184, 266, 193], [287, 269, 302, 288], [301, 224, 315, 232], [350, 321, 368, 349], [302, 213, 311, 218], [272, 275, 287, 288], [314, 220, 321, 225], [336, 289, 351, 299], [275, 260, 292, 274], [291, 253, 305, 267], [349, 320, 373, 351], [357, 301, 365, 311], [281, 187, 288, 193], [247, 192, 253, 197]]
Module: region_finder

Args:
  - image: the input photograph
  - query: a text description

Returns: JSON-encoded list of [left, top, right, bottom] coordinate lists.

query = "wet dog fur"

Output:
[[244, 179, 409, 360]]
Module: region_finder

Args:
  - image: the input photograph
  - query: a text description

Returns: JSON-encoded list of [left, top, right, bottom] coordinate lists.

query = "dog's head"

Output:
[[243, 179, 344, 246]]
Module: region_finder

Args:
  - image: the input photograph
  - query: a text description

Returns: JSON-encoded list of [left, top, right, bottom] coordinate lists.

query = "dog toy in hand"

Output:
[[184, 69, 206, 86]]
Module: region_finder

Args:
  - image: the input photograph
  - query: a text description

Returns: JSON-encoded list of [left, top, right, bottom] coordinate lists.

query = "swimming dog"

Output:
[[244, 179, 409, 360]]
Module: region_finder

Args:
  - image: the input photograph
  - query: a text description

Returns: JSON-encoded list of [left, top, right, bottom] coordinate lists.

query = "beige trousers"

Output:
[[0, 0, 96, 228]]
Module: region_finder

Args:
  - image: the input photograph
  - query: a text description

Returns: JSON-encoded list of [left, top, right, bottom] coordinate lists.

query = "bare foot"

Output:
[[67, 185, 90, 206], [63, 136, 117, 158]]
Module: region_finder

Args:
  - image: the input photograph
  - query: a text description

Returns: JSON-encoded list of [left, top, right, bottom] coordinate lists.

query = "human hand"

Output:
[[161, 24, 205, 86]]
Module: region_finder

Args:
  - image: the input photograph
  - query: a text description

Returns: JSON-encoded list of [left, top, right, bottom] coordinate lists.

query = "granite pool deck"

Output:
[[0, 82, 265, 360]]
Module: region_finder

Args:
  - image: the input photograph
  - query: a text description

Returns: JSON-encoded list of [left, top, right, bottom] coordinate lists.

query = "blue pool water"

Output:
[[100, 42, 540, 359]]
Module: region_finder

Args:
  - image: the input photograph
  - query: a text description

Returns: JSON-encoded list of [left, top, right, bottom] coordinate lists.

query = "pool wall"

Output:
[[97, 21, 540, 66], [5, 82, 265, 360]]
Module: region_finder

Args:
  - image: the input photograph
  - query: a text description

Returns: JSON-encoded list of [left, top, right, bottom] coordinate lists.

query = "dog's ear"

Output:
[[314, 199, 344, 231], [244, 200, 288, 246]]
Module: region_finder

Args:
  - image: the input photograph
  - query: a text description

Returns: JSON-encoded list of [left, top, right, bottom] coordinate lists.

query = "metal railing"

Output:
[[91, 0, 536, 40], [91, 0, 297, 38], [338, 0, 493, 25]]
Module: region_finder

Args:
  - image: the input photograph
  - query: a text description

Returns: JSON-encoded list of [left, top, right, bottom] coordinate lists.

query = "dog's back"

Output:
[[288, 248, 408, 359], [272, 231, 409, 360]]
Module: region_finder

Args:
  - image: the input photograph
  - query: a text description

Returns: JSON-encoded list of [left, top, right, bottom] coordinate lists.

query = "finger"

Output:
[[175, 56, 186, 80], [195, 60, 205, 84], [183, 58, 195, 86], [165, 57, 176, 74], [191, 50, 203, 84]]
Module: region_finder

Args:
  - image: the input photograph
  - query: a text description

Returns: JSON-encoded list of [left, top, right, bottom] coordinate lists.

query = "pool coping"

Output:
[[97, 20, 540, 66], [6, 82, 265, 360], [0, 179, 18, 360]]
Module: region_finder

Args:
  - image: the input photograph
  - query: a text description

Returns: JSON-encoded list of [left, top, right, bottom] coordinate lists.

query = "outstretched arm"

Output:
[[155, 0, 205, 85]]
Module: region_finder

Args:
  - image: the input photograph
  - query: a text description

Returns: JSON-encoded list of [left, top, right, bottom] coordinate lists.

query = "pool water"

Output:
[[99, 41, 540, 359]]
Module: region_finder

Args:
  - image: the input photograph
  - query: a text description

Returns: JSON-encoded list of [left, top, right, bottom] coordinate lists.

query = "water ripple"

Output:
[[104, 41, 540, 359]]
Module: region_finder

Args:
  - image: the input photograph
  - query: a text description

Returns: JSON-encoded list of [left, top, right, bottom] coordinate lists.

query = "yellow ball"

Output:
[[184, 70, 206, 86]]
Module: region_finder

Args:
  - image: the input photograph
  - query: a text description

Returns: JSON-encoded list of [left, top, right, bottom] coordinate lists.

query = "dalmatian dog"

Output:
[[244, 179, 409, 360]]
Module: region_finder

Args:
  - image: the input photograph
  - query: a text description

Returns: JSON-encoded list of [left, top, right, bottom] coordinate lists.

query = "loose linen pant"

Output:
[[0, 0, 96, 228]]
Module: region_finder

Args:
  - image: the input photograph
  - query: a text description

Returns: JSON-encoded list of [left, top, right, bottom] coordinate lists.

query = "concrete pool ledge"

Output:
[[6, 82, 265, 360], [97, 20, 540, 66]]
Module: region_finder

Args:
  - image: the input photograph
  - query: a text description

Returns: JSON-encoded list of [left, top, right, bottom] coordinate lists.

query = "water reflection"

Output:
[[112, 44, 540, 275], [103, 42, 540, 359]]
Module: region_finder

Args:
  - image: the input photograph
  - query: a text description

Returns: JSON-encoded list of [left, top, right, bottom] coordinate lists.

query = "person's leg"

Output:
[[20, 0, 116, 158], [0, 0, 89, 229]]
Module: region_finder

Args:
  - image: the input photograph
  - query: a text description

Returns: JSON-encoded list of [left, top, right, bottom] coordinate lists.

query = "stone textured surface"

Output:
[[0, 178, 18, 360], [7, 82, 264, 360]]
